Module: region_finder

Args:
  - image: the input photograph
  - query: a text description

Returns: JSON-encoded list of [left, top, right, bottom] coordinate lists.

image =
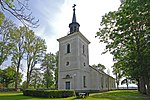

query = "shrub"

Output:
[[0, 88, 20, 92], [23, 89, 75, 98]]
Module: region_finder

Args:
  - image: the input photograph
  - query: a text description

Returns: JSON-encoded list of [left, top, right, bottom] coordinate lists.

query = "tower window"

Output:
[[67, 44, 70, 53], [83, 76, 86, 88], [83, 45, 85, 54]]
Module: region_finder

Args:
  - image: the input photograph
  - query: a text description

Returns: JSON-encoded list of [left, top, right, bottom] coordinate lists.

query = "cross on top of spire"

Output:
[[72, 4, 76, 11]]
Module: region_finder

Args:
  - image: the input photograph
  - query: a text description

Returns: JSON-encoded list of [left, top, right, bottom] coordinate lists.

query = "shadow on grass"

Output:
[[0, 94, 33, 100], [0, 93, 76, 100]]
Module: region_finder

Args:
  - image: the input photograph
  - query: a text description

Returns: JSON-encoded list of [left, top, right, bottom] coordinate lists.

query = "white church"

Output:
[[57, 5, 115, 92]]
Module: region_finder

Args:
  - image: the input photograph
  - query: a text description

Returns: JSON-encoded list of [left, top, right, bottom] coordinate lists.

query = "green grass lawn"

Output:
[[0, 90, 150, 100]]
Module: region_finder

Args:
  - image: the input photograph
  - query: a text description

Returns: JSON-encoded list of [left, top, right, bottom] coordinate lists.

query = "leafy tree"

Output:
[[96, 0, 150, 95], [24, 30, 46, 88], [0, 69, 3, 87], [92, 63, 106, 71], [0, 66, 22, 88], [10, 26, 27, 90], [0, 0, 39, 27], [30, 68, 43, 89], [41, 53, 55, 88], [0, 18, 15, 66], [43, 70, 53, 88], [21, 81, 27, 89], [112, 62, 123, 89], [54, 51, 58, 89], [121, 78, 130, 89]]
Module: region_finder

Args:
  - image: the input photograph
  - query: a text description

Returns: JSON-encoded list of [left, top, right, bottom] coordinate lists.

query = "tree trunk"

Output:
[[116, 73, 119, 89], [15, 57, 21, 91], [139, 76, 146, 94], [26, 56, 31, 89], [26, 73, 29, 89], [148, 80, 150, 96], [126, 82, 129, 89], [145, 77, 150, 96], [46, 80, 48, 88], [26, 71, 30, 89], [137, 79, 140, 92], [5, 83, 8, 88], [15, 67, 19, 90]]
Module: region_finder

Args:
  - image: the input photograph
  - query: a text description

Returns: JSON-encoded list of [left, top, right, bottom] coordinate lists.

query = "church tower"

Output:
[[69, 4, 80, 34], [57, 4, 90, 91]]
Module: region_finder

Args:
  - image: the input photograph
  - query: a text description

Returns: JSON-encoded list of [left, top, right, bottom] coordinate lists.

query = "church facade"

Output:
[[57, 5, 115, 92]]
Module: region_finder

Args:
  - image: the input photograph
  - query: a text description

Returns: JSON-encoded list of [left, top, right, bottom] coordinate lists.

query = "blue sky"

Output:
[[2, 0, 121, 76]]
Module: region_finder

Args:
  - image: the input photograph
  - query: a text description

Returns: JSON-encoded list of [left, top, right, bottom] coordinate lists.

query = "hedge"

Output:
[[23, 89, 75, 98], [0, 88, 22, 92]]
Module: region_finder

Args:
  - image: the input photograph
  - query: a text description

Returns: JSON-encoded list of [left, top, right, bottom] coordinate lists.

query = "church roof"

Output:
[[57, 31, 90, 44], [89, 65, 115, 79]]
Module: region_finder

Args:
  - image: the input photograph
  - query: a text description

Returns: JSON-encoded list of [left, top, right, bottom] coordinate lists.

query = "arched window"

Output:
[[66, 75, 71, 78], [67, 44, 70, 53], [83, 76, 86, 88], [83, 45, 85, 54]]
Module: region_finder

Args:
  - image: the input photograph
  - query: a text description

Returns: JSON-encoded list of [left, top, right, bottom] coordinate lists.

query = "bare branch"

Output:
[[0, 0, 39, 28]]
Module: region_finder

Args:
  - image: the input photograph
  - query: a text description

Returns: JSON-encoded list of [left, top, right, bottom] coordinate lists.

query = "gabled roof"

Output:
[[89, 65, 115, 79]]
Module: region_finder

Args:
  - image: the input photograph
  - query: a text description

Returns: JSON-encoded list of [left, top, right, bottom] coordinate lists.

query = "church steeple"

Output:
[[69, 4, 80, 34], [72, 5, 76, 22]]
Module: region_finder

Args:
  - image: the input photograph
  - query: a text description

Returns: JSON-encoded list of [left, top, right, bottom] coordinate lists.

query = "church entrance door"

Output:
[[65, 81, 70, 90]]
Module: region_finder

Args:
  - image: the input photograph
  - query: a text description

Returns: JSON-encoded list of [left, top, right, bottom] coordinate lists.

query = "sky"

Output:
[[2, 0, 121, 77], [29, 0, 121, 76]]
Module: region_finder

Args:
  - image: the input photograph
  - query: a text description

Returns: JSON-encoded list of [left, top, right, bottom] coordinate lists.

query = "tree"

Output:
[[0, 11, 5, 25], [0, 66, 22, 88], [112, 63, 123, 89], [92, 63, 106, 71], [96, 0, 150, 95], [121, 78, 129, 89], [0, 69, 3, 87], [0, 18, 15, 66], [21, 81, 27, 89], [0, 0, 39, 27], [30, 68, 43, 89], [41, 53, 56, 88], [24, 30, 46, 88], [54, 51, 58, 89], [10, 26, 26, 90]]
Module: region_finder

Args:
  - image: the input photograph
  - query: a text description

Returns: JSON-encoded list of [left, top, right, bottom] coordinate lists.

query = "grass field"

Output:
[[0, 90, 150, 100]]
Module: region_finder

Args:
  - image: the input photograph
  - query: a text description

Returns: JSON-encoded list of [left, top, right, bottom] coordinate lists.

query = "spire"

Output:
[[69, 4, 80, 34], [72, 4, 76, 22]]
